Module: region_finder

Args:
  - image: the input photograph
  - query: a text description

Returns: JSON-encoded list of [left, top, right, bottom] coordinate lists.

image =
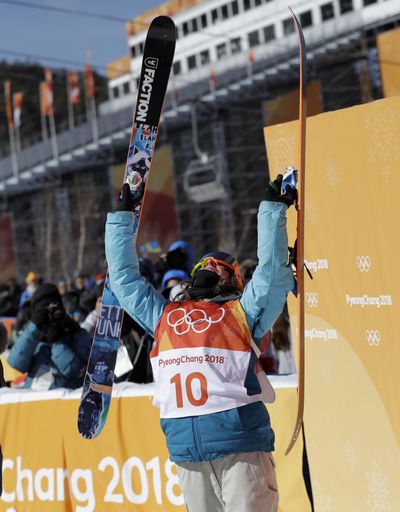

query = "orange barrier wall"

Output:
[[0, 380, 310, 511], [264, 95, 400, 510]]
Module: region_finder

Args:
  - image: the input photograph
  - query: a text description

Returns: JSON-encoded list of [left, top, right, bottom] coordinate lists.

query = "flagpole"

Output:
[[9, 126, 19, 179], [91, 96, 98, 145], [14, 125, 21, 153], [49, 112, 59, 161]]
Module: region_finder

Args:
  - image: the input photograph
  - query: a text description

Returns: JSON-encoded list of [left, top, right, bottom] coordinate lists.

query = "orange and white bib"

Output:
[[151, 299, 262, 418]]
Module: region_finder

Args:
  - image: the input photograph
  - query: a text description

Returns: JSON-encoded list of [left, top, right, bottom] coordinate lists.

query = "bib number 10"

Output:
[[170, 372, 208, 408]]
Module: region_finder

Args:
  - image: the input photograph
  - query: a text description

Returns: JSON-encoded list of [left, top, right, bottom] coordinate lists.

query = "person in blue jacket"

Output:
[[8, 283, 91, 390], [105, 175, 296, 512]]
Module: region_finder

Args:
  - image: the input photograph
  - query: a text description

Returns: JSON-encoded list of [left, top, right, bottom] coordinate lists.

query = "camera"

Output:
[[47, 302, 66, 323]]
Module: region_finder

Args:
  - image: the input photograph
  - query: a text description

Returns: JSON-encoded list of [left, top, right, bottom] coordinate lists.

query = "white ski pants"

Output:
[[176, 451, 279, 512]]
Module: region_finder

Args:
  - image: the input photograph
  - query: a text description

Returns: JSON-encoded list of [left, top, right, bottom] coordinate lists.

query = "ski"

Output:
[[78, 16, 176, 439], [285, 8, 307, 456]]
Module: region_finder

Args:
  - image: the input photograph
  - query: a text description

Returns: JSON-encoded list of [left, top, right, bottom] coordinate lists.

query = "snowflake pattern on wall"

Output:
[[313, 479, 333, 512], [306, 200, 318, 225], [325, 159, 339, 190], [365, 461, 392, 511], [265, 126, 297, 174], [364, 106, 400, 183], [344, 439, 358, 470]]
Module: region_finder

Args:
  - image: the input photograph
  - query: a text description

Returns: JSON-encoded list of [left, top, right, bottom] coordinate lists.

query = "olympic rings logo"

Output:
[[365, 330, 380, 346], [356, 256, 372, 272], [167, 307, 226, 335], [306, 292, 319, 308]]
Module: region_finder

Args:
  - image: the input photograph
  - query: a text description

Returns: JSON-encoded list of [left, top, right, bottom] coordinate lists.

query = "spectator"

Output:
[[166, 240, 194, 274], [0, 284, 16, 317], [7, 278, 22, 312], [8, 283, 91, 390], [105, 176, 296, 511], [71, 274, 87, 298], [56, 278, 68, 297], [161, 269, 189, 300], [18, 272, 39, 308], [155, 240, 194, 285]]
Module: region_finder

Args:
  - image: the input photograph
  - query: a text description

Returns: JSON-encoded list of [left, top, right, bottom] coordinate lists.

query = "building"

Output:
[[0, 0, 399, 279]]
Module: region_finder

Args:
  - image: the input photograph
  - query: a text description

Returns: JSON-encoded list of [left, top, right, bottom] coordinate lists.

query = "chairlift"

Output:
[[183, 155, 228, 203]]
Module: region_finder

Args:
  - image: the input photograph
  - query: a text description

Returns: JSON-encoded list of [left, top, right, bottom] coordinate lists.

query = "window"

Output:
[[123, 82, 130, 95], [135, 77, 140, 89], [200, 49, 210, 65], [221, 4, 229, 19], [263, 24, 276, 42], [173, 61, 181, 75], [183, 21, 189, 35], [216, 43, 227, 59], [192, 18, 198, 32], [201, 13, 208, 28], [283, 17, 295, 35], [339, 0, 353, 14], [230, 37, 242, 54], [135, 43, 142, 57], [248, 30, 260, 47], [231, 0, 239, 15], [255, 0, 262, 5], [113, 86, 120, 99], [244, 0, 251, 11], [300, 10, 313, 28], [187, 55, 197, 70], [321, 2, 334, 21], [212, 8, 218, 23], [363, 0, 377, 5]]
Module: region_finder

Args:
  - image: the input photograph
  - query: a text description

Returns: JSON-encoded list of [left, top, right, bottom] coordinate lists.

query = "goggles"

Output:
[[191, 252, 244, 290]]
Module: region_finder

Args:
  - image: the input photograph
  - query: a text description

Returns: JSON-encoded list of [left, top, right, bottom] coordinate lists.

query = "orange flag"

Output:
[[12, 92, 24, 129], [68, 72, 80, 105], [84, 64, 95, 98], [4, 81, 14, 130], [41, 68, 54, 116]]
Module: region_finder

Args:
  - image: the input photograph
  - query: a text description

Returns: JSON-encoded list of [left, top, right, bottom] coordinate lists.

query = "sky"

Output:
[[0, 0, 166, 75]]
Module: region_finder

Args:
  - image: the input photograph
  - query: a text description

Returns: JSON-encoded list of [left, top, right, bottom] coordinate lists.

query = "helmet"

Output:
[[191, 251, 243, 290]]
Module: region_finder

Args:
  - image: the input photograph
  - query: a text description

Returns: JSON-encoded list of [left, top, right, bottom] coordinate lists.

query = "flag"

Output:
[[4, 81, 14, 130], [248, 48, 255, 66], [84, 64, 95, 98], [12, 92, 24, 129], [41, 68, 54, 116], [40, 81, 53, 117], [68, 72, 80, 105]]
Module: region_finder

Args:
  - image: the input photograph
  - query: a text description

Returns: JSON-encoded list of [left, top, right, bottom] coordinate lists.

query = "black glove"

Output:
[[116, 183, 136, 212], [266, 174, 297, 207], [31, 308, 49, 331]]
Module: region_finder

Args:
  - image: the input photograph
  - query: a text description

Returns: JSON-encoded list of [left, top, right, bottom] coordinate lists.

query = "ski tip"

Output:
[[150, 15, 176, 30], [77, 419, 103, 440]]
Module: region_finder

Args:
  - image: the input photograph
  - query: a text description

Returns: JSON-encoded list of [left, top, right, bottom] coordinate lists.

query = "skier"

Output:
[[105, 174, 296, 512]]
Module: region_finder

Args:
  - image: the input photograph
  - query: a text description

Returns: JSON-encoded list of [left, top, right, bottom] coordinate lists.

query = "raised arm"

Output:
[[240, 176, 295, 341], [105, 210, 167, 337]]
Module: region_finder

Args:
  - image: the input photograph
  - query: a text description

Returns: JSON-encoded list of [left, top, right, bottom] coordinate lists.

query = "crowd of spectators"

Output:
[[0, 239, 294, 391]]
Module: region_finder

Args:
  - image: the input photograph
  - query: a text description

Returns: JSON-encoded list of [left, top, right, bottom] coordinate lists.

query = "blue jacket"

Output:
[[8, 321, 91, 389], [105, 201, 293, 462]]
